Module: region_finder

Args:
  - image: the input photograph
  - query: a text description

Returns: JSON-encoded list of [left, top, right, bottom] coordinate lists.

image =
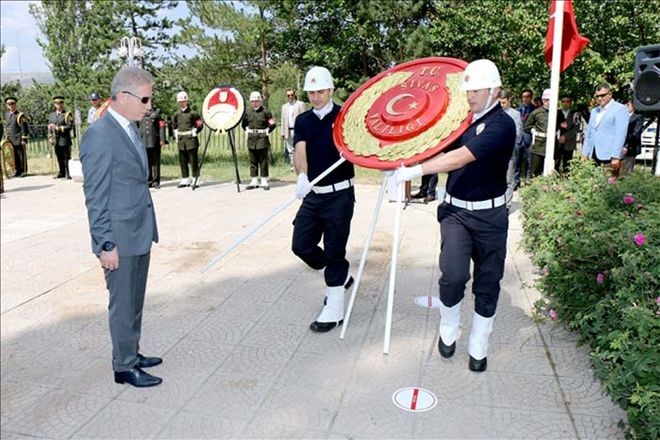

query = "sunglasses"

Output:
[[287, 94, 294, 97], [595, 92, 610, 98], [122, 90, 151, 104]]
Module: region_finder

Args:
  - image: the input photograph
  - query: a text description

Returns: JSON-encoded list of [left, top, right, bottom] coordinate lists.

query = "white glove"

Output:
[[393, 165, 423, 185], [295, 173, 312, 199]]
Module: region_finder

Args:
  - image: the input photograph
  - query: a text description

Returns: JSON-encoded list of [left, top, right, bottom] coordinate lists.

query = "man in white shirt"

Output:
[[281, 89, 306, 169]]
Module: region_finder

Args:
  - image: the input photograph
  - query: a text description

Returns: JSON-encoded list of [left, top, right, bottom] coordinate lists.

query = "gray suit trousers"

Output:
[[105, 252, 151, 371]]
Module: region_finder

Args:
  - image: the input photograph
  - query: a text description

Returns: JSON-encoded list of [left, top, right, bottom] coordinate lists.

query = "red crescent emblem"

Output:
[[333, 57, 472, 170]]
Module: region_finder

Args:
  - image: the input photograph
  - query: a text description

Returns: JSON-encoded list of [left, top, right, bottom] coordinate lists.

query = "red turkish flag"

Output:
[[544, 0, 590, 72]]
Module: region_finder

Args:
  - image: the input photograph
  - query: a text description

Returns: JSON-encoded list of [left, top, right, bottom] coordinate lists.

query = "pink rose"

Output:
[[549, 309, 558, 320], [655, 296, 660, 306], [542, 185, 549, 193], [596, 273, 604, 284], [542, 266, 549, 276], [607, 177, 617, 185], [623, 193, 635, 205], [634, 233, 645, 247]]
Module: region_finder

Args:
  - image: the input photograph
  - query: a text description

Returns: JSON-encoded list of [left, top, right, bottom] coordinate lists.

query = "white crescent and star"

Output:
[[385, 93, 416, 115]]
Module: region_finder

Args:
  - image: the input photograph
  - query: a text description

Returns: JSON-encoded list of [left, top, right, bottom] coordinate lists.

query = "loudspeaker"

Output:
[[633, 44, 660, 112]]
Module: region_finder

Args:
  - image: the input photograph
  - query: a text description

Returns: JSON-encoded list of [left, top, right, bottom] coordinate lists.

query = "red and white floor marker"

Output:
[[414, 295, 441, 309], [392, 387, 437, 412]]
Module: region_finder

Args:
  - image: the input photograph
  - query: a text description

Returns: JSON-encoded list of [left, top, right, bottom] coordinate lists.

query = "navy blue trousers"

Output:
[[437, 203, 508, 318], [292, 188, 355, 287]]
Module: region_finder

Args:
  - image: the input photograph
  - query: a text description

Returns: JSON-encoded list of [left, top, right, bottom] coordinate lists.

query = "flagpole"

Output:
[[544, 0, 564, 176]]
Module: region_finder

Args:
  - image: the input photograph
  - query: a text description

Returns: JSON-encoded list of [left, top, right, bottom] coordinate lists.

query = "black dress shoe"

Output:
[[137, 354, 162, 368], [344, 276, 354, 290], [438, 336, 456, 358], [309, 319, 343, 333], [411, 190, 427, 199], [468, 355, 487, 372], [114, 366, 162, 387]]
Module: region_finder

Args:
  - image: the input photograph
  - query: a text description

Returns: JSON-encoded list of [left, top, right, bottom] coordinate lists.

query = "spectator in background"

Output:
[[140, 108, 166, 189], [281, 89, 306, 170], [581, 82, 629, 177], [87, 92, 103, 125], [515, 89, 535, 188], [498, 90, 522, 203], [620, 100, 644, 177], [555, 94, 579, 174]]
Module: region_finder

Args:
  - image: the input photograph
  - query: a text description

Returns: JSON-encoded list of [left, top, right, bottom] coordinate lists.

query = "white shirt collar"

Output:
[[107, 106, 132, 130], [313, 101, 334, 120], [472, 100, 499, 122]]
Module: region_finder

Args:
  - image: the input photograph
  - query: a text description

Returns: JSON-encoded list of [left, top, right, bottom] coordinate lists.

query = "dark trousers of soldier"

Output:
[[437, 203, 508, 318], [292, 188, 355, 287], [12, 143, 27, 176], [554, 144, 573, 174], [530, 153, 545, 178], [178, 148, 199, 178], [513, 139, 531, 185], [146, 147, 161, 186], [248, 148, 269, 177], [55, 145, 71, 178]]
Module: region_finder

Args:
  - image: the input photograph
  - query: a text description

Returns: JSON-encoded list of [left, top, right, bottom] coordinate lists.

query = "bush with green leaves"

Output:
[[520, 159, 659, 440]]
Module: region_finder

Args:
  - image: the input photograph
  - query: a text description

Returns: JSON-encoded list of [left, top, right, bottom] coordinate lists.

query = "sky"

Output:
[[0, 0, 201, 81], [0, 1, 48, 75]]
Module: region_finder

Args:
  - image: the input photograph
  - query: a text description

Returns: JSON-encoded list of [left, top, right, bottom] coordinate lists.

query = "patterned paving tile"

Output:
[[155, 411, 246, 439]]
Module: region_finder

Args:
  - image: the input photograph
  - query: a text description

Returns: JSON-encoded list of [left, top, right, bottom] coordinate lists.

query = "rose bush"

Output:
[[520, 159, 659, 440]]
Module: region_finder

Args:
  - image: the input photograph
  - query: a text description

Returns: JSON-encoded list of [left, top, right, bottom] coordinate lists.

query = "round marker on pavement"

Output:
[[414, 295, 441, 309], [392, 387, 437, 412]]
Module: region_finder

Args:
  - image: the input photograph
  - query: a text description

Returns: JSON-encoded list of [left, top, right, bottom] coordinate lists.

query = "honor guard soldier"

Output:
[[4, 96, 30, 177], [242, 91, 276, 190], [172, 91, 203, 188], [140, 108, 166, 189], [292, 66, 356, 333], [523, 88, 551, 178], [48, 96, 74, 179], [394, 59, 515, 372]]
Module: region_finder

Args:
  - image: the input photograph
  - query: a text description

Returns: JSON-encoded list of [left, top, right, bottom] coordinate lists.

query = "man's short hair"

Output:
[[498, 90, 511, 99], [595, 82, 612, 92], [110, 67, 154, 100], [521, 89, 533, 97], [560, 94, 573, 101]]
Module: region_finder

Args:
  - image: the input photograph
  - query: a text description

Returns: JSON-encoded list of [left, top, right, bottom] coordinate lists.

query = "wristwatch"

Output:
[[102, 241, 116, 252]]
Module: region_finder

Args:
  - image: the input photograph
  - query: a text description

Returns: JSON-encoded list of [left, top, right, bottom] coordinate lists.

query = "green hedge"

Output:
[[519, 159, 659, 440]]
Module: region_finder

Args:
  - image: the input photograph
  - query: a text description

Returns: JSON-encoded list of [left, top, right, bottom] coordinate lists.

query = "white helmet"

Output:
[[303, 66, 334, 91], [542, 88, 551, 100], [249, 91, 262, 101], [176, 91, 189, 102], [461, 59, 502, 91]]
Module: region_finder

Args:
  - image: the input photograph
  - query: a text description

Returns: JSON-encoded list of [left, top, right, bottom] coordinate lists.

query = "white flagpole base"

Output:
[[340, 175, 388, 340]]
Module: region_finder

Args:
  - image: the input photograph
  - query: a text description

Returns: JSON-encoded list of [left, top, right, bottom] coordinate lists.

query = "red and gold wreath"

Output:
[[333, 57, 473, 170]]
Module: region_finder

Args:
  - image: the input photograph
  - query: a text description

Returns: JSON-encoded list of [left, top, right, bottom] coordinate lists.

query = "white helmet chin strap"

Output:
[[473, 87, 498, 121]]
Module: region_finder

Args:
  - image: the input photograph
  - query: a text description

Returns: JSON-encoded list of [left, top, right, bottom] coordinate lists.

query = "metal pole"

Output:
[[340, 175, 388, 340], [192, 129, 213, 190], [201, 156, 347, 273], [543, 0, 565, 176], [383, 178, 404, 354]]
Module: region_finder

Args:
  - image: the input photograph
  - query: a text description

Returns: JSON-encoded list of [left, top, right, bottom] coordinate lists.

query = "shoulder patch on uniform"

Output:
[[476, 123, 485, 135]]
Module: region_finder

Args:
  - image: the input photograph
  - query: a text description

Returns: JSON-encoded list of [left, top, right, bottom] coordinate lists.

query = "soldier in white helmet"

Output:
[[291, 66, 356, 333], [394, 59, 515, 372], [171, 91, 203, 188], [241, 91, 276, 190]]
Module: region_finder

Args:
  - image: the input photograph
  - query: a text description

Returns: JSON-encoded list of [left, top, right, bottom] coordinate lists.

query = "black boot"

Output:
[[468, 355, 487, 372], [438, 336, 456, 358]]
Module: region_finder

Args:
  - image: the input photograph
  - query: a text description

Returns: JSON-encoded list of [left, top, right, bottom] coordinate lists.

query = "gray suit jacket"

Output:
[[81, 111, 158, 257]]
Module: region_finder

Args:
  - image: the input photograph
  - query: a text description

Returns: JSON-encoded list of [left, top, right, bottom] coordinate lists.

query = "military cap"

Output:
[[90, 92, 101, 100], [5, 97, 17, 104], [53, 96, 65, 103]]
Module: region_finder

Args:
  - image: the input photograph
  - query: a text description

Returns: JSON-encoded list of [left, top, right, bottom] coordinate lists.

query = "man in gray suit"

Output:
[[81, 67, 162, 388]]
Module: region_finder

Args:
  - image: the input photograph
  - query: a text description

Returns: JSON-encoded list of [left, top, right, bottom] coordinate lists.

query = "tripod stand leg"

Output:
[[193, 132, 212, 190], [340, 175, 388, 340]]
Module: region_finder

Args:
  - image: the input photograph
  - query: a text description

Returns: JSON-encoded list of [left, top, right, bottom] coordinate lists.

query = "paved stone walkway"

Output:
[[1, 175, 626, 439]]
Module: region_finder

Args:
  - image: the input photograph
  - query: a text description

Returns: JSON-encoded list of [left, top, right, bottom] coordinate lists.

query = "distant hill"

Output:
[[0, 72, 54, 86]]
